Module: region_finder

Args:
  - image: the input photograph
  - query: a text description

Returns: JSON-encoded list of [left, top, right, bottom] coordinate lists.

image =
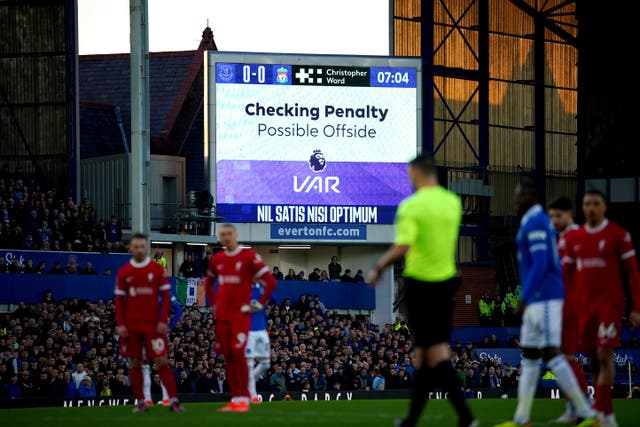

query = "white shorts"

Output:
[[520, 299, 563, 349], [245, 330, 270, 359]]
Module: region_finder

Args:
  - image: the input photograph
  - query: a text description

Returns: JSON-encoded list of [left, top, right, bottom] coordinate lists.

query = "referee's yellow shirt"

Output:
[[394, 185, 462, 282]]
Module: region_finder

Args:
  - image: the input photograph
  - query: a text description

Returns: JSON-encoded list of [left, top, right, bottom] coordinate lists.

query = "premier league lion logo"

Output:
[[309, 150, 326, 173]]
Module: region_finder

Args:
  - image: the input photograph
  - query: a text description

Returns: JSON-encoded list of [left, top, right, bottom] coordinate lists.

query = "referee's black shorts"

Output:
[[404, 276, 461, 348]]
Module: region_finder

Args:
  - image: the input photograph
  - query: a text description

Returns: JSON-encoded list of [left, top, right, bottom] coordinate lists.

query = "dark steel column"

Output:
[[534, 13, 546, 205], [421, 0, 434, 155], [478, 0, 489, 170]]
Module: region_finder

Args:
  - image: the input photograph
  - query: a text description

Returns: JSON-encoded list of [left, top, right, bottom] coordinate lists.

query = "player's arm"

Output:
[[620, 232, 640, 318], [204, 256, 217, 308], [156, 270, 172, 335], [558, 233, 576, 279], [247, 254, 277, 311], [168, 294, 183, 330], [368, 204, 413, 285], [114, 270, 128, 337], [521, 222, 550, 304]]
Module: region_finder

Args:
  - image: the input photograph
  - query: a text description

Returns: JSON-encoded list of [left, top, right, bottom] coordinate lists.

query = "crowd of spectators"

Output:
[[275, 256, 366, 284], [2, 290, 640, 400], [0, 176, 125, 254], [0, 258, 112, 276]]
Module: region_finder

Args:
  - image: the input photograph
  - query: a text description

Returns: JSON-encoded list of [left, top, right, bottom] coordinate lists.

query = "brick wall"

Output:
[[453, 266, 496, 328]]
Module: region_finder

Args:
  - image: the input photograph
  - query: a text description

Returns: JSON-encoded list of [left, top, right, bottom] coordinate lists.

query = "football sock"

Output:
[[158, 364, 177, 400], [402, 367, 430, 427], [225, 354, 238, 398], [568, 358, 588, 393], [247, 359, 257, 398], [513, 357, 541, 424], [548, 355, 594, 419], [141, 364, 151, 402], [233, 351, 251, 399], [432, 361, 474, 426], [595, 385, 613, 415], [161, 383, 169, 402], [129, 366, 144, 401], [253, 359, 271, 381]]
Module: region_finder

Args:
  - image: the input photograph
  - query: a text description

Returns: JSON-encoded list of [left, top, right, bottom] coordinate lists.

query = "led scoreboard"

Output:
[[205, 53, 422, 225]]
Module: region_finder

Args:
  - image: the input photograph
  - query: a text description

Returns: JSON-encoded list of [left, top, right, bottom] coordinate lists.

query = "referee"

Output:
[[368, 154, 477, 427]]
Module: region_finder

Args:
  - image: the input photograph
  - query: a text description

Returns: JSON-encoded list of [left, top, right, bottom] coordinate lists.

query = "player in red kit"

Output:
[[549, 197, 589, 423], [205, 224, 276, 412], [114, 233, 184, 413], [561, 190, 640, 427]]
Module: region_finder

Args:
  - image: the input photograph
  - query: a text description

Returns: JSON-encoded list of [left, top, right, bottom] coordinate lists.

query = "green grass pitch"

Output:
[[2, 399, 639, 427]]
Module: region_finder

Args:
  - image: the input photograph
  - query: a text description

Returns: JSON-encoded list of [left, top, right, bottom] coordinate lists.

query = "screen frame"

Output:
[[204, 51, 423, 224]]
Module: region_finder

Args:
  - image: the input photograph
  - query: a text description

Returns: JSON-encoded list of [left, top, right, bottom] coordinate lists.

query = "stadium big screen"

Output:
[[205, 53, 422, 225]]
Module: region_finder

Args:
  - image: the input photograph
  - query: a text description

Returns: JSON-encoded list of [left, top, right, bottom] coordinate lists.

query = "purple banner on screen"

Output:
[[216, 160, 412, 205]]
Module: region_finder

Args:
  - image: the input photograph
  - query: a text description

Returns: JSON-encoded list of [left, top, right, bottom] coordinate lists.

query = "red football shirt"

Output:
[[205, 246, 275, 321], [115, 257, 171, 327], [562, 219, 640, 312], [557, 224, 581, 309]]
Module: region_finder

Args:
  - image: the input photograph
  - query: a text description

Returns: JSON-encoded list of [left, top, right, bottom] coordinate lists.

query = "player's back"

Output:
[[250, 283, 268, 332], [516, 205, 564, 304], [116, 258, 168, 326], [210, 247, 268, 320], [571, 220, 630, 308]]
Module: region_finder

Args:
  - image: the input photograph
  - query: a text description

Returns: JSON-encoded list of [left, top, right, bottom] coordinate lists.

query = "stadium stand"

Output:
[[0, 175, 126, 255], [2, 291, 638, 400]]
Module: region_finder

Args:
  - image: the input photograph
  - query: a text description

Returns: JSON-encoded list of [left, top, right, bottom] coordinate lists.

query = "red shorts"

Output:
[[561, 309, 581, 354], [119, 324, 168, 360], [581, 306, 622, 352], [214, 315, 250, 356]]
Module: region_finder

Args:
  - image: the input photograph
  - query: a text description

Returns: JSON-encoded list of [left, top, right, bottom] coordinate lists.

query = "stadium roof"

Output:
[[78, 27, 217, 190]]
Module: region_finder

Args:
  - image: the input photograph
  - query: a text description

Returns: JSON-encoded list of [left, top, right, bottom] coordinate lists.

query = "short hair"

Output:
[[584, 189, 606, 201], [408, 154, 437, 176], [219, 223, 236, 231], [130, 232, 148, 241], [549, 197, 572, 212]]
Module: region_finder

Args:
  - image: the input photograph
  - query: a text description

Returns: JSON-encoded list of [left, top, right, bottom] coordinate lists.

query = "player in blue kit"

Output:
[[246, 282, 271, 403], [494, 185, 598, 427], [142, 293, 183, 406]]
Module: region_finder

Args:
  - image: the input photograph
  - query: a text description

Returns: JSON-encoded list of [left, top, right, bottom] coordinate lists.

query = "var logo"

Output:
[[293, 176, 340, 193]]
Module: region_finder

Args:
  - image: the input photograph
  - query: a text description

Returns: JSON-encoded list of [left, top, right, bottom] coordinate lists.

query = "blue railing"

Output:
[[0, 274, 375, 310]]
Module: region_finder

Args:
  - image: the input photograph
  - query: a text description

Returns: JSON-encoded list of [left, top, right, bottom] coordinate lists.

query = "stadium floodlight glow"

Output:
[[186, 242, 208, 246], [151, 241, 173, 245], [278, 245, 311, 250]]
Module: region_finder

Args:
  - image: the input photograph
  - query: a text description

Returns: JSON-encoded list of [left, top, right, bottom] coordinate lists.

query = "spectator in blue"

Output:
[[195, 370, 216, 393], [309, 295, 326, 314], [37, 220, 52, 245], [11, 179, 25, 199], [176, 370, 194, 394], [310, 367, 326, 391], [108, 216, 121, 244], [269, 365, 287, 392], [487, 366, 501, 388], [466, 367, 481, 388], [372, 369, 386, 390], [354, 269, 365, 283], [78, 376, 96, 397], [325, 366, 338, 390], [6, 374, 21, 399]]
